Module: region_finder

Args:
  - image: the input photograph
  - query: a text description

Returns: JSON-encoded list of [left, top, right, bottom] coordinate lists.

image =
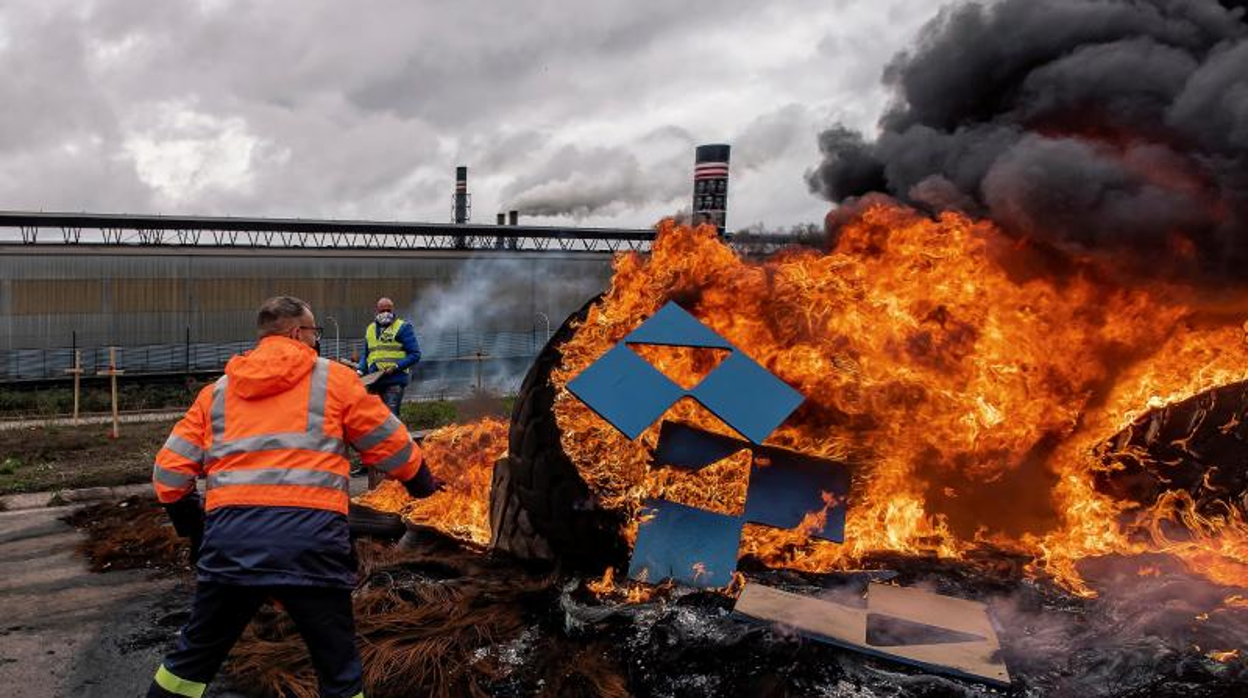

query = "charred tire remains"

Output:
[[489, 296, 630, 573]]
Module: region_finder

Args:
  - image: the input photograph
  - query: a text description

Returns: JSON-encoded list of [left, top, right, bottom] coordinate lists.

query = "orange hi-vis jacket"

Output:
[[153, 336, 421, 514]]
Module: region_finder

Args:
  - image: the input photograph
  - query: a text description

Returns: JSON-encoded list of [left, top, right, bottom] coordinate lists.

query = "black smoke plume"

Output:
[[808, 0, 1248, 279]]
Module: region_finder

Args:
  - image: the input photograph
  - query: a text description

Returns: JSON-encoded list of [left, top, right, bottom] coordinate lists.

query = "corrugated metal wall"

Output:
[[0, 247, 613, 350]]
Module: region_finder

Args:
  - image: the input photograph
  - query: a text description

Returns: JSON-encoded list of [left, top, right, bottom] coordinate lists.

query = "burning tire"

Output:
[[489, 296, 630, 572], [1097, 380, 1248, 520]]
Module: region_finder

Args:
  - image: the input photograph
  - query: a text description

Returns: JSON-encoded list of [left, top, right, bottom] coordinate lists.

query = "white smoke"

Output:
[[406, 255, 608, 396]]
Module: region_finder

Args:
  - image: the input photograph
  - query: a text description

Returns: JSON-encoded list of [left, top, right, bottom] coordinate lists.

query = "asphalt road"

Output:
[[0, 480, 381, 697], [0, 505, 254, 696]]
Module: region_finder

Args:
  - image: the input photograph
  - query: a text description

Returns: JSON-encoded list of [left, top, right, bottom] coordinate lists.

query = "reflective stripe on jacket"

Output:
[[153, 335, 422, 514], [364, 318, 408, 371]]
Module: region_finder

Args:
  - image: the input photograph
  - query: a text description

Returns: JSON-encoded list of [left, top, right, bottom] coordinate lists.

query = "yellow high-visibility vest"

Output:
[[365, 318, 408, 371]]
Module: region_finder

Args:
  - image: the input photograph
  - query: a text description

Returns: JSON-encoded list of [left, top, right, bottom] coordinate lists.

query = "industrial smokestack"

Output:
[[497, 212, 506, 225], [508, 210, 519, 226], [453, 166, 470, 225], [693, 144, 730, 234]]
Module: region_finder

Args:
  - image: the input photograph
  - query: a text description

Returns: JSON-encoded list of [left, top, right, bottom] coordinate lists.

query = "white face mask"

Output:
[[375, 311, 395, 326]]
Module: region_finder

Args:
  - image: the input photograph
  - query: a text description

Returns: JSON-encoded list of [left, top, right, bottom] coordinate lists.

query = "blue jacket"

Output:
[[358, 319, 421, 388]]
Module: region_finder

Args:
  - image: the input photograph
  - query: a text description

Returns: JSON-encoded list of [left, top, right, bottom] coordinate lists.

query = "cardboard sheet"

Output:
[[733, 582, 1010, 686], [652, 420, 749, 471], [689, 351, 804, 444], [744, 447, 848, 542]]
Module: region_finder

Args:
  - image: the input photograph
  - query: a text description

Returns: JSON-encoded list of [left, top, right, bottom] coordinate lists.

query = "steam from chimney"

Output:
[[503, 107, 815, 221], [504, 144, 689, 219], [807, 0, 1248, 279]]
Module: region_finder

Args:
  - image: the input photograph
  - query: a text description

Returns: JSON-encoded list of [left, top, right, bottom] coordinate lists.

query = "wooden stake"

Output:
[[109, 347, 119, 439], [62, 350, 83, 426], [97, 347, 125, 439]]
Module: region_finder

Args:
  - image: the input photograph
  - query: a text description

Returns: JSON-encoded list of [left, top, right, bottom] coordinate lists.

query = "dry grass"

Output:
[[0, 421, 171, 494], [226, 538, 573, 698], [534, 642, 631, 698], [62, 496, 187, 572], [65, 496, 635, 696]]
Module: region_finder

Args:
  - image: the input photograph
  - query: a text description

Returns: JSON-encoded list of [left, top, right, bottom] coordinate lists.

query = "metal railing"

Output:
[[0, 210, 655, 253], [0, 328, 552, 398]]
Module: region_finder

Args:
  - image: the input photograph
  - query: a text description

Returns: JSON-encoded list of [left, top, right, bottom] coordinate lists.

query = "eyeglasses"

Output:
[[299, 326, 324, 340]]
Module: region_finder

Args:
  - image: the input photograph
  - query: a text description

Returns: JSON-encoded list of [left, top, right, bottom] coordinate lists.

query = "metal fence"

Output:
[[0, 328, 553, 399]]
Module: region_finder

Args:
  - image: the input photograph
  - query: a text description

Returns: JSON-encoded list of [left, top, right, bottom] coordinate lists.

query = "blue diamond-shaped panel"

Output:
[[568, 301, 803, 444], [566, 344, 684, 440], [691, 352, 804, 444], [624, 302, 735, 349]]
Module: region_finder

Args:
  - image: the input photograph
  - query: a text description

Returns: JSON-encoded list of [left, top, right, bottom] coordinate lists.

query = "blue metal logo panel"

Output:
[[622, 302, 734, 349], [689, 352, 803, 445], [566, 301, 850, 587], [653, 421, 849, 542], [567, 302, 802, 445], [566, 344, 685, 440], [626, 499, 745, 588]]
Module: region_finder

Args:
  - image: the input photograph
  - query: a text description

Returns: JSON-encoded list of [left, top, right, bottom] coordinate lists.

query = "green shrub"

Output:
[[400, 400, 459, 431], [0, 389, 23, 413], [0, 382, 199, 419], [34, 389, 72, 416]]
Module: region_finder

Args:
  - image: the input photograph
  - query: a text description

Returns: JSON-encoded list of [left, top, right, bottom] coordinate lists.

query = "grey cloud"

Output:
[[733, 105, 811, 171], [0, 0, 907, 229], [0, 3, 154, 211], [0, 142, 153, 213]]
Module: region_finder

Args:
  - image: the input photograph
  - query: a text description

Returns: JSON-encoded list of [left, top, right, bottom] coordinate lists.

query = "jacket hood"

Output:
[[225, 336, 316, 399]]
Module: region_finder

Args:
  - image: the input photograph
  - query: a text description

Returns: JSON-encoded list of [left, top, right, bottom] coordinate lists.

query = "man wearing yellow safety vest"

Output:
[[147, 296, 439, 698], [357, 296, 422, 417]]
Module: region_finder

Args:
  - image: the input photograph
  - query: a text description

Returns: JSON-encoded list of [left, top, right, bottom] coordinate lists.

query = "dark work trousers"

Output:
[[370, 382, 405, 418], [365, 382, 405, 488], [147, 582, 363, 698]]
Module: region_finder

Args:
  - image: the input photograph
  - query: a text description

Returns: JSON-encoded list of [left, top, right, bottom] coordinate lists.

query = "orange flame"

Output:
[[586, 566, 655, 603], [546, 203, 1248, 594], [1208, 649, 1240, 663], [354, 417, 509, 546]]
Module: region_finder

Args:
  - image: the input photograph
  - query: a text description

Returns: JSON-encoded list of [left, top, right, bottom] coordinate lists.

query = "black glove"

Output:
[[164, 492, 205, 563], [403, 462, 444, 498]]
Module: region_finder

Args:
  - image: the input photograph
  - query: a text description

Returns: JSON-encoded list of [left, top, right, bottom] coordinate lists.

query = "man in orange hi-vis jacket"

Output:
[[147, 296, 439, 698]]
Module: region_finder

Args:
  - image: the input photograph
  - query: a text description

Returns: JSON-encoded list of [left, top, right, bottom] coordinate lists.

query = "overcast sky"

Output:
[[0, 0, 928, 230]]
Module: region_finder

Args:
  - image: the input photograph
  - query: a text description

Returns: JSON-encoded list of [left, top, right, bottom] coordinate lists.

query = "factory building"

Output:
[[0, 143, 734, 389], [0, 243, 614, 391], [0, 247, 610, 351]]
